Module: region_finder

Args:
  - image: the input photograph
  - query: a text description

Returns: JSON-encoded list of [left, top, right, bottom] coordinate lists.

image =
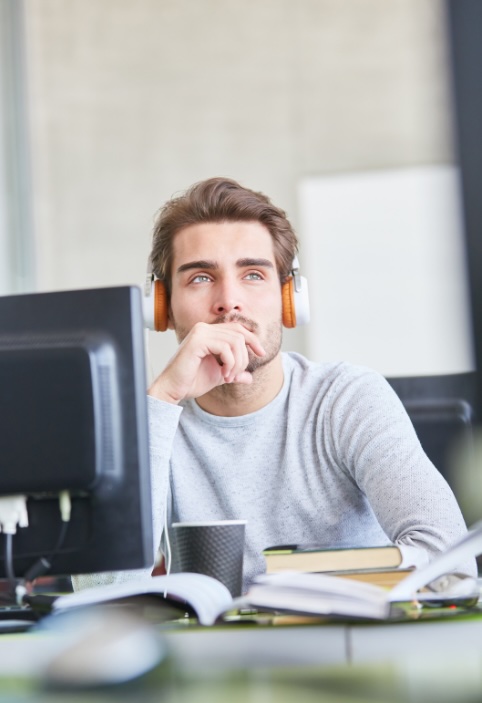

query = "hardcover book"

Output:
[[263, 544, 403, 574]]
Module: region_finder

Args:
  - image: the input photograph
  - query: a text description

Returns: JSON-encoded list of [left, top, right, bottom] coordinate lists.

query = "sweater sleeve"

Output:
[[71, 396, 182, 591], [329, 367, 476, 577]]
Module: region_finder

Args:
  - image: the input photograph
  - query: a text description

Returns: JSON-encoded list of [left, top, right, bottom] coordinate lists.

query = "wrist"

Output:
[[147, 378, 183, 405]]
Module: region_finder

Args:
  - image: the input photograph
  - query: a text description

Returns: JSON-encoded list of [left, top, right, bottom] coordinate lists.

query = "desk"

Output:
[[349, 613, 482, 664], [155, 608, 482, 670], [2, 611, 482, 701]]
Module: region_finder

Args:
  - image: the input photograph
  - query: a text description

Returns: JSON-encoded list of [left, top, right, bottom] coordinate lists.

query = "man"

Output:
[[73, 177, 474, 592]]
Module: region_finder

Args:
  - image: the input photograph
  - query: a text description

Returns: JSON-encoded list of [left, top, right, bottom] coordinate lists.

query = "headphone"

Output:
[[143, 255, 310, 331]]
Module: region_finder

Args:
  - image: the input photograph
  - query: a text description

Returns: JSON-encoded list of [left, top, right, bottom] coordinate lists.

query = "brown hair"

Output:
[[150, 177, 298, 296]]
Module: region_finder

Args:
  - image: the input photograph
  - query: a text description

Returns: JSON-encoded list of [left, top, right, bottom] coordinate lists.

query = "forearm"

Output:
[[147, 395, 182, 560], [332, 368, 476, 576], [72, 397, 182, 591]]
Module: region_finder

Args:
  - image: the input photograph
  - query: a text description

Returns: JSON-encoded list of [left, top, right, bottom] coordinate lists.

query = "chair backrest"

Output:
[[387, 371, 482, 572], [386, 372, 477, 499]]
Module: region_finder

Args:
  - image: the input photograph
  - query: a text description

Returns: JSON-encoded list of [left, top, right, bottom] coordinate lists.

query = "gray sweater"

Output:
[[73, 352, 475, 592]]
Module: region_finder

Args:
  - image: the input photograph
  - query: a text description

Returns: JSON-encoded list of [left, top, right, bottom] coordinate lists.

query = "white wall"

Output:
[[0, 0, 35, 294], [0, 58, 10, 295], [299, 165, 474, 376], [17, 0, 458, 378]]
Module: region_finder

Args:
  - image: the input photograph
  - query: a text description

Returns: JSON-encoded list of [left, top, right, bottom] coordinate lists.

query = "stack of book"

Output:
[[262, 544, 413, 588]]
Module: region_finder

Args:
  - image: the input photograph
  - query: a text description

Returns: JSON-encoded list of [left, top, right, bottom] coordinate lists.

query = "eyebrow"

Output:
[[236, 258, 274, 269], [176, 260, 217, 274], [176, 258, 275, 274]]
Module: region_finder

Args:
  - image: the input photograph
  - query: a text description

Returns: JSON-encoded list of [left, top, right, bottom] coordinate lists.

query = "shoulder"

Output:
[[283, 352, 390, 391], [282, 352, 402, 414]]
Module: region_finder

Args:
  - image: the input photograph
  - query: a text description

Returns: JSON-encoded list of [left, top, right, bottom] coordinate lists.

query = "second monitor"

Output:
[[0, 285, 154, 583]]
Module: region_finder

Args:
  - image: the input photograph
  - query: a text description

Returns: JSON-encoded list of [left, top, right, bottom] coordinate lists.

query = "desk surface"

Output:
[[2, 609, 482, 702]]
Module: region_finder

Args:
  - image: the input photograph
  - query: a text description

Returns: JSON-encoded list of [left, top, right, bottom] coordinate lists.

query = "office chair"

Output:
[[386, 372, 478, 520], [386, 372, 477, 485]]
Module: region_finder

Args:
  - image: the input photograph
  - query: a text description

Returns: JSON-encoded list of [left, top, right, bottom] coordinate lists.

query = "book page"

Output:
[[389, 522, 482, 602], [54, 573, 233, 626]]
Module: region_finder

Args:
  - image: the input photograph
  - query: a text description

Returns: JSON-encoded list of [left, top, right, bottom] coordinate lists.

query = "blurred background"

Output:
[[0, 0, 473, 380]]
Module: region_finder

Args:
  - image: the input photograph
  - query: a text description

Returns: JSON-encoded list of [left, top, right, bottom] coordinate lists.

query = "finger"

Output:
[[215, 345, 236, 380], [216, 322, 266, 358], [228, 371, 254, 385], [208, 330, 250, 381], [246, 339, 265, 358]]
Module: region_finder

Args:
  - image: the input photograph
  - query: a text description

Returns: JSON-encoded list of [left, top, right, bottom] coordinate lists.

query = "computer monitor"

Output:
[[0, 286, 153, 586], [448, 0, 482, 422], [444, 1, 482, 541]]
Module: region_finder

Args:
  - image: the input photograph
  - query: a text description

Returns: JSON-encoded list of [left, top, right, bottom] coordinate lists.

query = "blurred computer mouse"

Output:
[[35, 605, 168, 688]]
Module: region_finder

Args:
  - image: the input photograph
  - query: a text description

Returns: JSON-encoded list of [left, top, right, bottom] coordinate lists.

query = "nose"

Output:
[[212, 278, 241, 316]]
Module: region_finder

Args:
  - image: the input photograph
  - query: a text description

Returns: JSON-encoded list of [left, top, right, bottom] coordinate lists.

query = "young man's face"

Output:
[[168, 221, 283, 372]]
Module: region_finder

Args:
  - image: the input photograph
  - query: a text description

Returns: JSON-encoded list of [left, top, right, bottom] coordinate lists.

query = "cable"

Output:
[[3, 533, 16, 598], [0, 492, 72, 609], [47, 520, 69, 564], [0, 495, 28, 606], [15, 491, 72, 606], [46, 491, 71, 565], [22, 491, 72, 585], [162, 492, 172, 597]]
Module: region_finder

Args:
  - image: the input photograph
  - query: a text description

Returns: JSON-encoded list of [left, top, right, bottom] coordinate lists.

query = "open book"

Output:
[[246, 570, 479, 620], [250, 524, 482, 619], [53, 522, 482, 624], [53, 572, 234, 626]]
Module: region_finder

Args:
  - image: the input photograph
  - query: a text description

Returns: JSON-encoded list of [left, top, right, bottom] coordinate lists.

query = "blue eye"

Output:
[[191, 274, 211, 284], [245, 272, 262, 281]]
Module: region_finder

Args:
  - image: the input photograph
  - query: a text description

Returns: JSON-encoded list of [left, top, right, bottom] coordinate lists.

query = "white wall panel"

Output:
[[299, 166, 473, 376]]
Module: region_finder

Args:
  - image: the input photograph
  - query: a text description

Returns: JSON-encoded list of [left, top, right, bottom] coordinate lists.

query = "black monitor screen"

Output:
[[448, 0, 482, 421], [0, 286, 153, 580]]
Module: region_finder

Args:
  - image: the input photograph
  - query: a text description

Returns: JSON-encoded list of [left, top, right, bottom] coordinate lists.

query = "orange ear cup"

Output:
[[281, 278, 296, 328], [153, 279, 169, 332], [154, 278, 296, 330]]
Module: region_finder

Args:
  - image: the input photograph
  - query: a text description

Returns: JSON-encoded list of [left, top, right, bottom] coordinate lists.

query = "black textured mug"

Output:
[[170, 520, 246, 597]]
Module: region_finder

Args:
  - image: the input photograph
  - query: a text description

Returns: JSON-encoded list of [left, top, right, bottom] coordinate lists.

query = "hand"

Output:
[[147, 321, 266, 404]]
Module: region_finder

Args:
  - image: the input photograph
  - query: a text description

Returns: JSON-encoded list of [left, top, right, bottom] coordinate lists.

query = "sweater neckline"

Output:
[[185, 354, 292, 427]]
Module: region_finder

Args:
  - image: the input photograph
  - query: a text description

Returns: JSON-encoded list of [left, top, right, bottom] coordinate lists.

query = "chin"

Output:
[[246, 350, 278, 374]]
